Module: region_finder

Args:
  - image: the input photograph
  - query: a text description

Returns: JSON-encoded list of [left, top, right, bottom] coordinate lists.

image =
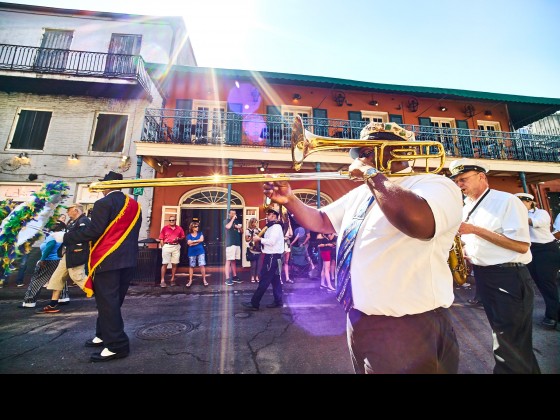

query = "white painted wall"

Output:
[[0, 6, 196, 66], [0, 91, 161, 239]]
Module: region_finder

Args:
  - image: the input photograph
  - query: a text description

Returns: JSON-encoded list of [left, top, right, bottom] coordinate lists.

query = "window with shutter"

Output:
[[91, 113, 128, 152], [9, 109, 52, 150]]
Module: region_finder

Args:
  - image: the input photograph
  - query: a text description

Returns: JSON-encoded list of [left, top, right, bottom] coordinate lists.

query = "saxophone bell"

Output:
[[448, 235, 469, 286]]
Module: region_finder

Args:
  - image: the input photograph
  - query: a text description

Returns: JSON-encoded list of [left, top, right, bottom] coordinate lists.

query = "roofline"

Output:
[[0, 2, 184, 26], [146, 63, 560, 107]]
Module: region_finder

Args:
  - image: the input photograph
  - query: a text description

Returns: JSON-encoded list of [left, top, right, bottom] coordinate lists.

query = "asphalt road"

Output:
[[0, 272, 558, 374]]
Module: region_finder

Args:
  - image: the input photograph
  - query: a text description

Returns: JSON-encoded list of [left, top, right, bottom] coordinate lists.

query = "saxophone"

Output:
[[448, 235, 469, 286]]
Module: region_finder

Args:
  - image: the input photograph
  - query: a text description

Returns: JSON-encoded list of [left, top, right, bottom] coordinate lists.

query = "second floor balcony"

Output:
[[0, 43, 154, 100], [141, 108, 560, 164]]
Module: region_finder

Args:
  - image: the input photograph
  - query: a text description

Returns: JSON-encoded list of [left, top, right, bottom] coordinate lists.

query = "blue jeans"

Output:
[[16, 253, 30, 285]]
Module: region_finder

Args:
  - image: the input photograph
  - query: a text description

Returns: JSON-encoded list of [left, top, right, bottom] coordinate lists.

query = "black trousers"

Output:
[[92, 267, 134, 354], [251, 253, 283, 308], [527, 241, 560, 321], [347, 307, 459, 374], [473, 264, 541, 374]]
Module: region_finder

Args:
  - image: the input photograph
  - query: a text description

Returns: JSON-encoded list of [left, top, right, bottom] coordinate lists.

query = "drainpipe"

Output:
[[316, 162, 321, 209], [133, 155, 142, 201], [227, 158, 233, 215], [519, 171, 528, 193]]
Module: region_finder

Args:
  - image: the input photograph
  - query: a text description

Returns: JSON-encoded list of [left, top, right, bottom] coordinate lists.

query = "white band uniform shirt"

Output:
[[527, 208, 556, 244], [461, 189, 532, 266], [259, 223, 285, 254], [322, 174, 462, 317]]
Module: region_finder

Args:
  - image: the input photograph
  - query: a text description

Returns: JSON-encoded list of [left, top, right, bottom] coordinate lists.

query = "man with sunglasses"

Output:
[[263, 121, 463, 374], [450, 159, 541, 374], [159, 215, 185, 287]]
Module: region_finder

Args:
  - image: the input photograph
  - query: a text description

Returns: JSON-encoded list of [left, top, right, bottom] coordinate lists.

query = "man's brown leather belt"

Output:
[[164, 242, 178, 245]]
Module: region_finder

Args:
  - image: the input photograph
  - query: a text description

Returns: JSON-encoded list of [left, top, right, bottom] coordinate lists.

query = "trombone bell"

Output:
[[290, 115, 445, 174]]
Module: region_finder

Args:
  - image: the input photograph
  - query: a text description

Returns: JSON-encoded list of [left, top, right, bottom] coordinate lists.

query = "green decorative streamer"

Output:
[[0, 181, 69, 278]]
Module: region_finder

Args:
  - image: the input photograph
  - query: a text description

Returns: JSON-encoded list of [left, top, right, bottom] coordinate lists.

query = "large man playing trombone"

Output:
[[263, 118, 463, 374]]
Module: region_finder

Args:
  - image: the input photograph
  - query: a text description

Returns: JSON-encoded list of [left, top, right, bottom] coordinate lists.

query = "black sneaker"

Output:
[[266, 302, 283, 308], [242, 301, 258, 311], [232, 276, 242, 283], [541, 317, 558, 329]]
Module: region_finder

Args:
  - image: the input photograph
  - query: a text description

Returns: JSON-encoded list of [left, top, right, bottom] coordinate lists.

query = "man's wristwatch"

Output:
[[362, 167, 379, 183]]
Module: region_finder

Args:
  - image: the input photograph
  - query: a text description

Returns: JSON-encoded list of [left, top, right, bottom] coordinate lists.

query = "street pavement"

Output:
[[0, 269, 558, 374]]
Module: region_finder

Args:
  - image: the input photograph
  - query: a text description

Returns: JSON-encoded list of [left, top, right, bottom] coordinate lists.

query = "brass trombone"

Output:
[[88, 116, 445, 191], [291, 115, 445, 172]]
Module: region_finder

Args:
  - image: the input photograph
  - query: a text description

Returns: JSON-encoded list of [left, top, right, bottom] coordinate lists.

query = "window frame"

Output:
[[8, 108, 53, 151], [90, 112, 129, 153]]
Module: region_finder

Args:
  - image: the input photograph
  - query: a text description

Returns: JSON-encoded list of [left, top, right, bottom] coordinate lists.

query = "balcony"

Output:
[[141, 108, 560, 164], [0, 43, 154, 100]]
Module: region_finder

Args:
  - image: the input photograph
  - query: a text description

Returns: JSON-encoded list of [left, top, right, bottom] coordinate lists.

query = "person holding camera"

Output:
[[245, 217, 262, 283], [224, 209, 243, 286]]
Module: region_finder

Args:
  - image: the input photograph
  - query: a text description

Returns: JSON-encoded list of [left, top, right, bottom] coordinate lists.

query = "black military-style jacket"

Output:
[[63, 214, 91, 268]]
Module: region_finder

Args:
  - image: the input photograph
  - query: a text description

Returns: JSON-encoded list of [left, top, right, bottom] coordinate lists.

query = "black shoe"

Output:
[[467, 299, 482, 306], [232, 276, 242, 284], [266, 302, 283, 308], [85, 338, 104, 348], [242, 301, 259, 311], [541, 317, 558, 329], [90, 350, 129, 362]]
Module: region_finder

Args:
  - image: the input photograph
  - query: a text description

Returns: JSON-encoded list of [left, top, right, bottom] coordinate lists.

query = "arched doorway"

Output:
[[179, 187, 245, 266]]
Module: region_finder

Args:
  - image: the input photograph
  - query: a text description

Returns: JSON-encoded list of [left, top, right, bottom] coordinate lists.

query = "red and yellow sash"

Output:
[[83, 195, 141, 297]]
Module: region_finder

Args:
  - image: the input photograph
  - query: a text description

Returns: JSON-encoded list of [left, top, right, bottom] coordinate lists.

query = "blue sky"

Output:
[[11, 0, 560, 98]]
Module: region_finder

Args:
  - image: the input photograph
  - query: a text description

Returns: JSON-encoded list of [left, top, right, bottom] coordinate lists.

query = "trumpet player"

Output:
[[263, 121, 463, 374], [242, 207, 285, 311], [451, 159, 540, 374]]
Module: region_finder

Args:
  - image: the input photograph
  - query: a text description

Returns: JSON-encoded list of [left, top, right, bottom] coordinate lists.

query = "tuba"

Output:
[[448, 235, 469, 286]]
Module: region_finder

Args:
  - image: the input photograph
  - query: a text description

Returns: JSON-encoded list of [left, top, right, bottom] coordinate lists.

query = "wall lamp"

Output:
[[407, 98, 419, 112], [251, 88, 260, 103], [68, 153, 79, 161], [464, 104, 475, 117], [156, 159, 171, 168], [484, 110, 493, 116], [259, 161, 269, 172], [334, 92, 346, 106], [16, 152, 30, 164], [292, 93, 302, 100], [439, 106, 447, 112], [368, 100, 379, 106], [333, 91, 352, 107]]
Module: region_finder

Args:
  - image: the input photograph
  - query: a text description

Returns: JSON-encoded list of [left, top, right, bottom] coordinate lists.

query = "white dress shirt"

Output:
[[528, 208, 556, 244], [259, 223, 285, 254], [323, 173, 462, 317], [461, 189, 532, 266]]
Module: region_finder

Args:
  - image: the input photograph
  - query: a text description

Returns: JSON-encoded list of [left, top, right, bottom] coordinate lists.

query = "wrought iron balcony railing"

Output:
[[0, 43, 153, 96], [141, 109, 560, 163]]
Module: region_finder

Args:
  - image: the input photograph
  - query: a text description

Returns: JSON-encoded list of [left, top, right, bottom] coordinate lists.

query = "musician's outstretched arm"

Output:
[[263, 181, 335, 234]]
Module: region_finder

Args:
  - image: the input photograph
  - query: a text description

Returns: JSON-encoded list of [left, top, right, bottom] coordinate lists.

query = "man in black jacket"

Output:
[[52, 171, 142, 362], [37, 203, 91, 313]]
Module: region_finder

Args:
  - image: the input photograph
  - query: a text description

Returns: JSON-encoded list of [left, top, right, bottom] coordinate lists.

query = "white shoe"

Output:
[[58, 297, 70, 303], [100, 348, 116, 357], [19, 302, 36, 308]]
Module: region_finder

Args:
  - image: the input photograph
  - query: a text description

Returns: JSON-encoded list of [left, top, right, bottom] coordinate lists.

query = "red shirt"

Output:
[[159, 225, 185, 244]]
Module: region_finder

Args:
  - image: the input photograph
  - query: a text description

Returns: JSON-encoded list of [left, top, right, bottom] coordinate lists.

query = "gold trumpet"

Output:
[[291, 115, 445, 172]]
